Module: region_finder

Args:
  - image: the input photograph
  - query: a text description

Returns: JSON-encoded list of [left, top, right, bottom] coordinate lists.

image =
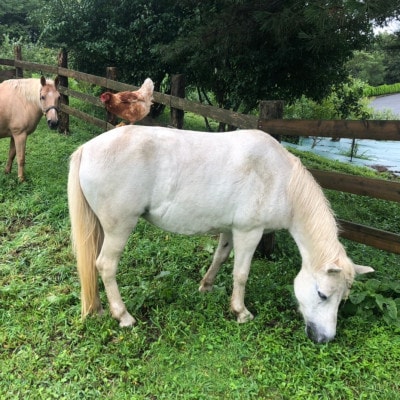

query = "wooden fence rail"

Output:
[[1, 53, 399, 255]]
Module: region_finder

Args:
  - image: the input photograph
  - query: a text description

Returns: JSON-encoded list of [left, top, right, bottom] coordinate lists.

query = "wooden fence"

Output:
[[0, 49, 399, 255]]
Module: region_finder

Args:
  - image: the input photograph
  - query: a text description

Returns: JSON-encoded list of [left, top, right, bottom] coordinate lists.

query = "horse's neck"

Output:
[[289, 213, 343, 269], [288, 165, 343, 269]]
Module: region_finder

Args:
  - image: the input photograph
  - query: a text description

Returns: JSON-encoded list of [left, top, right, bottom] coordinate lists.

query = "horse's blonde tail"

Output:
[[68, 146, 103, 319]]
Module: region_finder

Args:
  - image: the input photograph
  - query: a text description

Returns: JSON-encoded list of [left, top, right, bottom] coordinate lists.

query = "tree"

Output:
[[31, 0, 184, 89], [346, 50, 386, 86], [346, 33, 400, 86], [0, 0, 42, 42], [33, 0, 400, 111], [159, 0, 375, 110], [378, 33, 400, 84]]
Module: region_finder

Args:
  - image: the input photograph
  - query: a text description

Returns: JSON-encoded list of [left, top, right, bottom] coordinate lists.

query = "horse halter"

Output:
[[43, 105, 60, 115]]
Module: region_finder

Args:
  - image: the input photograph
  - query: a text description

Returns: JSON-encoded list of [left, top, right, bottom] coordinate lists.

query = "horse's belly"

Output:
[[143, 201, 234, 235], [142, 192, 290, 235]]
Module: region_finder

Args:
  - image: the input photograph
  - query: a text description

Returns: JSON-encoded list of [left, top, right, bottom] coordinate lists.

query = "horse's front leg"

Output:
[[230, 229, 263, 323], [96, 235, 135, 327], [5, 137, 16, 175], [13, 133, 27, 182], [199, 232, 233, 292]]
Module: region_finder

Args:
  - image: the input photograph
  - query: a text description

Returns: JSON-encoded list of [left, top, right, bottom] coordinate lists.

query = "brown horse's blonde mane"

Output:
[[288, 156, 348, 272], [4, 78, 45, 106]]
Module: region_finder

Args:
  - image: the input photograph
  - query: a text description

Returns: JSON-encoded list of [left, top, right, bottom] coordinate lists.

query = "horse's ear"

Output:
[[40, 76, 46, 86], [54, 76, 60, 88], [354, 264, 375, 275]]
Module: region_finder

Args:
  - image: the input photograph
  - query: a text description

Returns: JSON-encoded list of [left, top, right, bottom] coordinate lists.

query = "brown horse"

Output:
[[0, 76, 60, 181]]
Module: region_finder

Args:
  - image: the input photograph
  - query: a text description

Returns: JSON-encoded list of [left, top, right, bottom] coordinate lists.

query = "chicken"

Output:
[[100, 78, 154, 124]]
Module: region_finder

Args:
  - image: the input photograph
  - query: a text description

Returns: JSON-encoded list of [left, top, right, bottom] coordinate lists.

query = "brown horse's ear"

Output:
[[40, 75, 46, 86], [54, 76, 60, 88]]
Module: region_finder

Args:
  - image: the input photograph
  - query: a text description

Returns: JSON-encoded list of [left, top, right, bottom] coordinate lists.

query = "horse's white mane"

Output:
[[4, 78, 51, 105], [288, 156, 348, 271]]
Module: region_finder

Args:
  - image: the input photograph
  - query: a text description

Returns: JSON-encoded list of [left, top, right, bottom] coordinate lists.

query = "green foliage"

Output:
[[0, 33, 58, 70], [285, 78, 371, 120], [346, 33, 400, 87], [377, 32, 400, 84], [364, 82, 400, 97], [30, 0, 395, 112], [346, 50, 386, 86], [0, 0, 42, 42], [342, 277, 400, 329]]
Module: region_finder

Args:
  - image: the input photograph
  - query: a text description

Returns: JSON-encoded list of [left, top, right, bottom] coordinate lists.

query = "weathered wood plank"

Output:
[[167, 96, 259, 129], [338, 219, 400, 254], [258, 119, 400, 140], [0, 58, 15, 66], [59, 86, 102, 107], [57, 67, 107, 86], [60, 104, 112, 130], [0, 69, 15, 82], [309, 169, 400, 203], [14, 60, 58, 75]]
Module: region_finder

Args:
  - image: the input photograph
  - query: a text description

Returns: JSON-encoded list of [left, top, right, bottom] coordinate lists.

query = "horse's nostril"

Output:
[[306, 323, 333, 343], [48, 120, 59, 129]]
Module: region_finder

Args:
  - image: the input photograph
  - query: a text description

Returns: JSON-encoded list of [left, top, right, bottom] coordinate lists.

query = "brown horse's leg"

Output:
[[13, 133, 27, 182], [5, 137, 16, 175]]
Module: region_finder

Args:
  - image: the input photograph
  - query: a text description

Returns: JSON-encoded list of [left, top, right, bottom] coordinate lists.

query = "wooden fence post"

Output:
[[58, 49, 70, 134], [14, 45, 23, 78], [256, 100, 284, 258], [259, 100, 284, 142], [170, 74, 185, 129], [106, 67, 118, 126]]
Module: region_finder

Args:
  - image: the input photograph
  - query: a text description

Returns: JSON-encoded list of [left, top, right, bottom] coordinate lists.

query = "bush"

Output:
[[285, 78, 371, 121], [364, 82, 400, 97], [0, 34, 58, 74]]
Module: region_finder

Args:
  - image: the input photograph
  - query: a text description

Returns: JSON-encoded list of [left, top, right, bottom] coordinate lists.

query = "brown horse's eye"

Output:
[[41, 95, 45, 100]]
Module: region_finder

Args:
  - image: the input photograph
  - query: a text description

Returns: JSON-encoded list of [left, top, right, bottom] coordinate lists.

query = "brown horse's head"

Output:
[[40, 76, 60, 129]]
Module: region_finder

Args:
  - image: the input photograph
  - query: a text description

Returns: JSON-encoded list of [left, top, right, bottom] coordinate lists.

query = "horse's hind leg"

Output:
[[199, 232, 233, 292], [5, 137, 16, 175], [230, 228, 263, 323], [96, 228, 136, 327]]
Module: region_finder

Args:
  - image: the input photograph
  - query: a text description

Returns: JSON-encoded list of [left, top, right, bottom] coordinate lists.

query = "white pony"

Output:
[[68, 125, 374, 343]]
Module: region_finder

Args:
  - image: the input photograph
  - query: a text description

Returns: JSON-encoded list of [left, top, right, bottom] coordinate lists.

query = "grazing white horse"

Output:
[[68, 125, 374, 343]]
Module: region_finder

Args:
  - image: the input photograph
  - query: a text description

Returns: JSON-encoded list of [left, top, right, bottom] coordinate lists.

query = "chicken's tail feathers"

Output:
[[141, 78, 154, 100]]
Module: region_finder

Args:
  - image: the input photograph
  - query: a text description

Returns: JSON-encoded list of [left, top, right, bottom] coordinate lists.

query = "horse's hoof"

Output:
[[236, 310, 254, 323], [95, 307, 104, 316], [199, 281, 213, 292], [119, 313, 136, 328]]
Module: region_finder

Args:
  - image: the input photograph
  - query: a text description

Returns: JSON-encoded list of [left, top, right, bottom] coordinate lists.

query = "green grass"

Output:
[[1, 119, 400, 399]]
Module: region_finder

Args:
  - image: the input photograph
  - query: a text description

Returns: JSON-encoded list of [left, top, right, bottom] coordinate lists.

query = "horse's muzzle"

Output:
[[306, 323, 334, 344], [47, 119, 60, 129], [45, 106, 59, 129]]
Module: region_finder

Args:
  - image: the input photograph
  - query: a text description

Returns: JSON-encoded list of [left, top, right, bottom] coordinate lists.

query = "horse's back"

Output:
[[78, 125, 295, 234]]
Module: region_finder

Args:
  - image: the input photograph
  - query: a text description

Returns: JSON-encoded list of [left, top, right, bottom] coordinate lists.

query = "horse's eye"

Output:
[[41, 95, 45, 100], [317, 290, 328, 301]]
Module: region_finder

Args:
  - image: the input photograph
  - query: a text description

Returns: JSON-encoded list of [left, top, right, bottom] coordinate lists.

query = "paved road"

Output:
[[369, 93, 400, 115]]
